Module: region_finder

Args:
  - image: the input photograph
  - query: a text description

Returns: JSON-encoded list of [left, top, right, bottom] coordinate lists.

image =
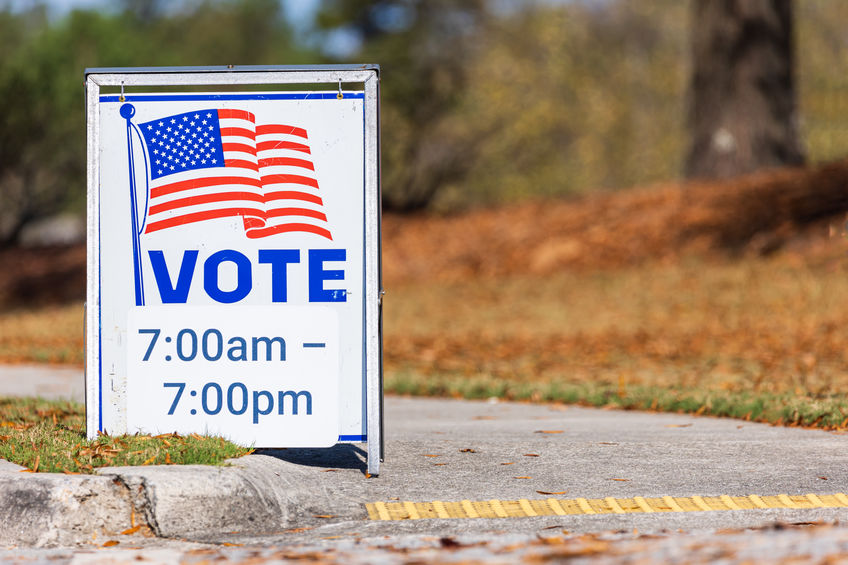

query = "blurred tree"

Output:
[[316, 0, 489, 211], [686, 0, 804, 179], [0, 0, 312, 247], [436, 1, 688, 209], [0, 5, 83, 246]]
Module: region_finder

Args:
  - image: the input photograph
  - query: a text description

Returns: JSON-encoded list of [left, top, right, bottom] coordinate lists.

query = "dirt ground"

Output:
[[2, 160, 848, 406], [2, 159, 846, 308]]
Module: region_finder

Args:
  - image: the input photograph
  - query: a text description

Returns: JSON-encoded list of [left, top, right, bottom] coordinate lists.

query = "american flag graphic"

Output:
[[137, 108, 332, 240]]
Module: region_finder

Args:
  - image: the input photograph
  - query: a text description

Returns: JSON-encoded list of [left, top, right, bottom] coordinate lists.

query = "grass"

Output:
[[0, 304, 83, 365], [382, 251, 848, 429], [0, 397, 252, 473], [386, 372, 848, 430], [0, 247, 847, 433]]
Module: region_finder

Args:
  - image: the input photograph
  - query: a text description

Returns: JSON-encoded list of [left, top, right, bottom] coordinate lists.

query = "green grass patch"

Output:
[[0, 397, 252, 473], [386, 371, 848, 429]]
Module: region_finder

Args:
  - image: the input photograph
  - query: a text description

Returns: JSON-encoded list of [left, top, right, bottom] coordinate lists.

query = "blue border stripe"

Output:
[[98, 201, 103, 433], [338, 435, 366, 442], [100, 92, 364, 102]]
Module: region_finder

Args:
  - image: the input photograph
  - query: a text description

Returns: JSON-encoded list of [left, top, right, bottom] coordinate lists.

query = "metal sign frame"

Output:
[[84, 65, 383, 475]]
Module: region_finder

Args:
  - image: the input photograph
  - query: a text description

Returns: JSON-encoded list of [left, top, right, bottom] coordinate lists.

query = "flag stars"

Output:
[[142, 111, 225, 178]]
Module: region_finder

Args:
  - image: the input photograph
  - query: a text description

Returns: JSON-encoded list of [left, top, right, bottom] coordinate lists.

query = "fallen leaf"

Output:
[[0, 435, 10, 441], [141, 455, 156, 465], [537, 490, 568, 495], [120, 526, 141, 535], [819, 476, 829, 480], [610, 478, 630, 482], [434, 463, 447, 466], [598, 442, 619, 445], [314, 514, 336, 519], [322, 536, 343, 540], [440, 537, 462, 548], [422, 454, 440, 457], [102, 540, 119, 547], [282, 527, 313, 534], [165, 453, 172, 464], [665, 424, 693, 428], [523, 453, 540, 457], [514, 476, 532, 479], [221, 542, 243, 547], [32, 455, 39, 473], [535, 430, 564, 434], [459, 448, 476, 453], [501, 462, 515, 465]]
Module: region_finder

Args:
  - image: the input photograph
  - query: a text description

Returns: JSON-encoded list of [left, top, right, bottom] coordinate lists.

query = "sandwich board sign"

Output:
[[84, 66, 383, 475]]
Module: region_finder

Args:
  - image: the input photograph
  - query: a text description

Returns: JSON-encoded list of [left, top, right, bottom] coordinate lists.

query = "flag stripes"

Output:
[[139, 108, 332, 240]]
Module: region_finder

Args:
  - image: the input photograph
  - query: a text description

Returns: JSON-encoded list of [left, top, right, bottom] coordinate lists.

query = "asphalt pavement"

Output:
[[2, 364, 848, 552]]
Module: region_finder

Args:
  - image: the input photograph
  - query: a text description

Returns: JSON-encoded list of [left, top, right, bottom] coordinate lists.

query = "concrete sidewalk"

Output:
[[2, 366, 848, 547], [0, 364, 84, 402]]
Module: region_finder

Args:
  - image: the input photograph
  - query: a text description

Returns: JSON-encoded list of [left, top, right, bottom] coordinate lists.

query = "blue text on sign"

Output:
[[148, 249, 347, 304]]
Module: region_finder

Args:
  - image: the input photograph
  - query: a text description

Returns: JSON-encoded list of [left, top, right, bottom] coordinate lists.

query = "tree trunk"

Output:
[[685, 0, 804, 179]]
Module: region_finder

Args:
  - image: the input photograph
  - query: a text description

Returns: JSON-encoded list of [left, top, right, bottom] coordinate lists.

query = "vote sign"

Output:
[[85, 67, 381, 460]]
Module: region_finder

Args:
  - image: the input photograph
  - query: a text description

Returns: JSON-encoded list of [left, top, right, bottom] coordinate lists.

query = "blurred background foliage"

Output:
[[0, 0, 847, 243]]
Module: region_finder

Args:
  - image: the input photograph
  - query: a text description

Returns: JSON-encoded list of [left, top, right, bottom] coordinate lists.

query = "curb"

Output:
[[0, 454, 365, 547]]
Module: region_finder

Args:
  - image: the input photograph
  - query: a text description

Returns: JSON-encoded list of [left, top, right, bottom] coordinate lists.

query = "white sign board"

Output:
[[85, 67, 382, 473]]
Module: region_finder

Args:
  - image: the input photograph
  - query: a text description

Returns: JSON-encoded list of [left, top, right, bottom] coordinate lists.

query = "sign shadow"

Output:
[[257, 444, 368, 474]]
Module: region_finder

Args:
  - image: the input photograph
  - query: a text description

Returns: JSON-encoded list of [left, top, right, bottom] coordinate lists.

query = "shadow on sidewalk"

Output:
[[257, 444, 368, 475]]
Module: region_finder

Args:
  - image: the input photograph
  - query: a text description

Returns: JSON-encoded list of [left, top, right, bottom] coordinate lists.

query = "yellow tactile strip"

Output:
[[366, 493, 848, 521]]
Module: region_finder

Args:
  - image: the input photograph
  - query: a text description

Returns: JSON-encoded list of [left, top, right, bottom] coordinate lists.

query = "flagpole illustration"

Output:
[[121, 103, 145, 306]]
